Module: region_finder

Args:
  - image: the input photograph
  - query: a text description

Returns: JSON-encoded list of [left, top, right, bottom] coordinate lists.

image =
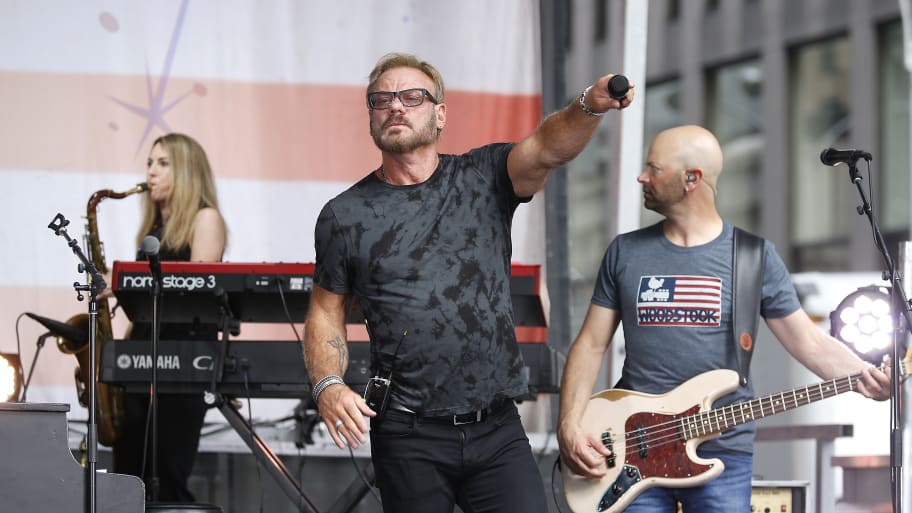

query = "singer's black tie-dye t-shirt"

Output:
[[313, 143, 531, 416]]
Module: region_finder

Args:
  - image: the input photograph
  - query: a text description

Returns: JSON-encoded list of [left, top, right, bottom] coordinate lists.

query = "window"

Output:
[[789, 37, 852, 271], [594, 0, 607, 42], [707, 60, 764, 232], [642, 79, 683, 226], [567, 121, 613, 330], [667, 0, 680, 22], [878, 21, 911, 245]]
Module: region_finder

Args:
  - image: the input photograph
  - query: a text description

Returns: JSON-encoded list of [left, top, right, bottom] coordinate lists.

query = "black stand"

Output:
[[21, 332, 53, 402], [215, 401, 321, 513], [148, 271, 163, 501], [47, 212, 106, 513], [326, 464, 375, 513], [843, 159, 907, 513], [216, 397, 372, 513], [207, 288, 238, 400], [205, 288, 322, 513]]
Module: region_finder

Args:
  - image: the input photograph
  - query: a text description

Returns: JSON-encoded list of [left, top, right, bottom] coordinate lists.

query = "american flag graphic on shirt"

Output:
[[636, 275, 723, 327]]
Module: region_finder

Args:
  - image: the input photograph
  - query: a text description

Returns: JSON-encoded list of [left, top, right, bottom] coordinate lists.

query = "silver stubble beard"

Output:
[[371, 111, 439, 154]]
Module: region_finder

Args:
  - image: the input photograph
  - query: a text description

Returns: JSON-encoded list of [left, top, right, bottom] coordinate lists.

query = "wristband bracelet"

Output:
[[312, 374, 345, 403], [578, 86, 607, 117]]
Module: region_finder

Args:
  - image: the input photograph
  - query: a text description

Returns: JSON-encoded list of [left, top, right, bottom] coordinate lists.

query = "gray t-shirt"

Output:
[[591, 221, 801, 453], [313, 143, 531, 416]]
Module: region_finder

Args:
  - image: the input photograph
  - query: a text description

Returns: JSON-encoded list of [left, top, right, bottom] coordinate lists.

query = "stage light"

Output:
[[0, 353, 22, 402], [829, 286, 894, 364]]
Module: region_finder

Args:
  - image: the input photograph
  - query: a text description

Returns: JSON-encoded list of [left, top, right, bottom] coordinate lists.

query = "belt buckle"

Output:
[[452, 410, 483, 426]]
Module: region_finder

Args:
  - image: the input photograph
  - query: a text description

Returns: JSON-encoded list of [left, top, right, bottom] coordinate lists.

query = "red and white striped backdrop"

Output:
[[0, 0, 544, 411]]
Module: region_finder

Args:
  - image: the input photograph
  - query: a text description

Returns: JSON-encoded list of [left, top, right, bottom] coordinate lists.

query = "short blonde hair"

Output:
[[367, 53, 445, 104]]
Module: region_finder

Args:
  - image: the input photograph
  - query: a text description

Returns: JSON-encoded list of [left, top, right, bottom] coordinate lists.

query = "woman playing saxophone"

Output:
[[112, 132, 227, 503]]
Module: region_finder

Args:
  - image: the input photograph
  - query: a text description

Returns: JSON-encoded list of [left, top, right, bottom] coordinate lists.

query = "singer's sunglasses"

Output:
[[367, 88, 439, 110]]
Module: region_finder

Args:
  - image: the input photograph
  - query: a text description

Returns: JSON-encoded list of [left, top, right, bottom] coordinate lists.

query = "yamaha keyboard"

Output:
[[100, 339, 563, 397]]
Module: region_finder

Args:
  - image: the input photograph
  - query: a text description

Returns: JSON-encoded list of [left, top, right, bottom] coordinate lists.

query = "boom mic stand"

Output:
[[21, 332, 54, 402], [47, 212, 105, 513], [840, 157, 908, 513]]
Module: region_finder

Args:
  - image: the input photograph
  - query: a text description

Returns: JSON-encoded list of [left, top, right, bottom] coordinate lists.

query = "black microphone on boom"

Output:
[[607, 74, 630, 100], [819, 147, 872, 167], [141, 235, 163, 286], [25, 312, 88, 346]]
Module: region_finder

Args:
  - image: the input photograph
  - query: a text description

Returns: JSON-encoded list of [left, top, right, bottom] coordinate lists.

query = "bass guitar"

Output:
[[563, 350, 907, 513]]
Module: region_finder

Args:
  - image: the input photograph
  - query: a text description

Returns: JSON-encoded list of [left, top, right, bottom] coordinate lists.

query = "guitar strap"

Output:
[[732, 227, 765, 386]]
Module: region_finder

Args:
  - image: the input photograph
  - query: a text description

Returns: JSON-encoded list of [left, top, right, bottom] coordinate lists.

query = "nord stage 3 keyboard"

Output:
[[110, 261, 548, 331]]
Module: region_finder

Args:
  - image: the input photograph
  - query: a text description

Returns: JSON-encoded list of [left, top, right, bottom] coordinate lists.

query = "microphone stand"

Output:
[[21, 332, 53, 402], [47, 212, 104, 513], [843, 160, 908, 513], [148, 268, 162, 502]]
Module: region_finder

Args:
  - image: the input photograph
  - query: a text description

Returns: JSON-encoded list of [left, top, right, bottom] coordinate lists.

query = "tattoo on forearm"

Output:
[[329, 335, 348, 371]]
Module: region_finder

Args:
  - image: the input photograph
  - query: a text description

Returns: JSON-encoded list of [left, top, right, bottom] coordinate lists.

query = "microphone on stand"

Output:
[[25, 312, 87, 346], [141, 234, 165, 501], [141, 235, 163, 286], [22, 312, 82, 403], [820, 147, 872, 166]]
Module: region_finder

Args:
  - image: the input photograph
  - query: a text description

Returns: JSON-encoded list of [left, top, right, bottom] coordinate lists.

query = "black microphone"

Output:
[[141, 235, 163, 286], [607, 74, 630, 100], [25, 312, 88, 346], [820, 147, 872, 166]]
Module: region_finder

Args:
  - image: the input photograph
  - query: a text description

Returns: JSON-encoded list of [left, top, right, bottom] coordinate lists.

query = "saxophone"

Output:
[[58, 182, 148, 447]]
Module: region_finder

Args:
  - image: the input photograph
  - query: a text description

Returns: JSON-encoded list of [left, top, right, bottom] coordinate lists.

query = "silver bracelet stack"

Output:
[[578, 86, 606, 117], [312, 374, 345, 403]]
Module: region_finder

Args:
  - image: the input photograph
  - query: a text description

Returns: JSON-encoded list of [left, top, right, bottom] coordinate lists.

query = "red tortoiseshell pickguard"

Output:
[[623, 405, 712, 479]]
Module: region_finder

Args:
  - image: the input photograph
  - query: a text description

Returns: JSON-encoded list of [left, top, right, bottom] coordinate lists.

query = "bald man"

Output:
[[556, 125, 890, 512]]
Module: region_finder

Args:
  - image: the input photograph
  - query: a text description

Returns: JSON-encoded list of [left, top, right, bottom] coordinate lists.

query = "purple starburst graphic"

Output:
[[104, 0, 206, 157]]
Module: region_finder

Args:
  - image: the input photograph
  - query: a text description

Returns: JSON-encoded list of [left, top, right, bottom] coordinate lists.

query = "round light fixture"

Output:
[[829, 286, 893, 364]]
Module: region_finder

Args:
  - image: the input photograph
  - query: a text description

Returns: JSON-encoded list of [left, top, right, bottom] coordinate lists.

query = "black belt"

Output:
[[391, 398, 509, 426]]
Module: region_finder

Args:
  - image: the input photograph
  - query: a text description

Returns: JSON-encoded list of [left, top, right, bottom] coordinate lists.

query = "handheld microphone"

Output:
[[141, 235, 163, 286], [819, 147, 872, 166], [607, 74, 630, 100]]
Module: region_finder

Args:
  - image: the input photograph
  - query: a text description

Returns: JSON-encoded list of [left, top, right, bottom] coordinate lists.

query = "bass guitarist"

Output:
[[557, 125, 891, 512]]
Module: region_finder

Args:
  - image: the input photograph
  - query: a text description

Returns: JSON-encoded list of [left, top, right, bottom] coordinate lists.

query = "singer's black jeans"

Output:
[[369, 401, 547, 513]]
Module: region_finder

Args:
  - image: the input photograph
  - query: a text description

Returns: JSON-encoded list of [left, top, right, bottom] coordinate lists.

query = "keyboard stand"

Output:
[[326, 463, 375, 513], [216, 397, 321, 513], [207, 291, 321, 512]]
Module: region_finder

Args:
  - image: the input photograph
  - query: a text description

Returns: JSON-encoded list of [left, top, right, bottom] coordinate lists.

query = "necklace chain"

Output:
[[379, 166, 388, 183]]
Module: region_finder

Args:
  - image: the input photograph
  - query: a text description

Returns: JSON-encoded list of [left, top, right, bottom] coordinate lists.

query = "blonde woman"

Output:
[[113, 132, 227, 503]]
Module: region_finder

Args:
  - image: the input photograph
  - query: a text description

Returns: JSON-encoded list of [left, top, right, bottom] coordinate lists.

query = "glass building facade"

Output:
[[564, 0, 910, 332]]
